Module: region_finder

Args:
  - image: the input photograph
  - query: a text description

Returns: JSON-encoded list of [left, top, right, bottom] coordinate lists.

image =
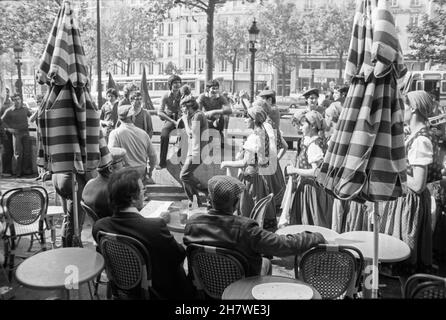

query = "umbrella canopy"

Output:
[[36, 0, 111, 174], [141, 67, 154, 110], [106, 72, 118, 92], [316, 0, 407, 203]]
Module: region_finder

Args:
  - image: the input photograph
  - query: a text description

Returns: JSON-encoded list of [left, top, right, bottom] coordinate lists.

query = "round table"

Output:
[[222, 275, 321, 300], [276, 225, 340, 241], [335, 231, 410, 263], [15, 248, 104, 299]]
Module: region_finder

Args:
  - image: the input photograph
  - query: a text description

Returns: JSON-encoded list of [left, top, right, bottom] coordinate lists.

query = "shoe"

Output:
[[156, 163, 167, 170]]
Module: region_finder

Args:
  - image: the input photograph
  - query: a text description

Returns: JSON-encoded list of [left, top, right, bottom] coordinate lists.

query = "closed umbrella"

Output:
[[316, 0, 407, 298], [36, 0, 111, 246], [141, 67, 154, 110]]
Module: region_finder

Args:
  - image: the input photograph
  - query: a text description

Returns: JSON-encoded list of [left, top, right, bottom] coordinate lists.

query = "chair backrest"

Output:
[[404, 273, 446, 299], [0, 186, 48, 236], [98, 231, 154, 300], [297, 244, 364, 299], [80, 200, 100, 222], [249, 193, 274, 228], [186, 244, 250, 300]]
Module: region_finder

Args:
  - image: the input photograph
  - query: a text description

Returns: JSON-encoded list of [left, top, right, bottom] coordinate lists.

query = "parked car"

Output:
[[276, 95, 307, 115]]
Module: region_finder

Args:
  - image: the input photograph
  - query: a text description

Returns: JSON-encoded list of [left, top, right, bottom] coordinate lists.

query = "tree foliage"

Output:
[[164, 61, 183, 75], [407, 5, 446, 66], [102, 1, 173, 76]]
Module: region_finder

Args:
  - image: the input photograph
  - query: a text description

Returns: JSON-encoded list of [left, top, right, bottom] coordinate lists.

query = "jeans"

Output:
[[52, 173, 87, 247], [11, 130, 30, 176], [180, 155, 202, 205], [159, 120, 177, 166], [1, 130, 13, 174]]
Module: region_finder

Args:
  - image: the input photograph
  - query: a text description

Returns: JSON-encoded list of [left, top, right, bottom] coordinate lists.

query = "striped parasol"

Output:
[[316, 0, 407, 203], [315, 0, 408, 298], [106, 71, 118, 92], [141, 67, 154, 110], [36, 0, 111, 174]]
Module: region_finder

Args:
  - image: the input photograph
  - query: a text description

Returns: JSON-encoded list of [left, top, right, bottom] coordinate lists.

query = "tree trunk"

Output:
[[281, 58, 286, 97], [205, 0, 216, 83], [338, 50, 344, 85], [232, 51, 237, 93], [127, 58, 131, 77]]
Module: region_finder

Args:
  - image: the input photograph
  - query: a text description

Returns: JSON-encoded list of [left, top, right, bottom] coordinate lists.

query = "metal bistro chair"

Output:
[[98, 231, 160, 300], [297, 244, 364, 299], [249, 193, 274, 229], [80, 200, 100, 223], [186, 244, 250, 300], [404, 273, 446, 299], [1, 186, 48, 281]]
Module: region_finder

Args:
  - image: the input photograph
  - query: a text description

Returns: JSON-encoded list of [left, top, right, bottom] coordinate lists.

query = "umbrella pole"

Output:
[[72, 172, 82, 247], [372, 201, 380, 298]]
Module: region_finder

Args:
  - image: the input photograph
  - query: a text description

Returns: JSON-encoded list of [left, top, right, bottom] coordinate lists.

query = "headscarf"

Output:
[[406, 90, 434, 120], [292, 110, 326, 131], [247, 104, 267, 125]]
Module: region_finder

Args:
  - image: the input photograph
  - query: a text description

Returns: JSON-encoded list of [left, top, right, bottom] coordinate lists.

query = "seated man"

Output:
[[82, 147, 126, 219], [183, 175, 326, 276], [92, 168, 195, 299]]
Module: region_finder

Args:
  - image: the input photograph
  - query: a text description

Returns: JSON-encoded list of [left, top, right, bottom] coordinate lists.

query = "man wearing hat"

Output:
[[157, 74, 182, 169], [302, 88, 325, 116], [183, 175, 326, 276], [82, 147, 126, 219], [108, 104, 158, 184], [333, 85, 349, 105]]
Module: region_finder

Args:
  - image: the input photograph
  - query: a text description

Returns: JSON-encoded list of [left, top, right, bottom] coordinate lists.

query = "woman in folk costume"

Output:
[[279, 110, 333, 228], [382, 91, 441, 272], [221, 103, 278, 231], [258, 90, 287, 209]]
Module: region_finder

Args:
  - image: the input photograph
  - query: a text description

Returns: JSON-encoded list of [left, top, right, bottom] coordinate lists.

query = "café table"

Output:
[[164, 208, 208, 233], [334, 231, 411, 298], [222, 275, 321, 300], [15, 247, 104, 300], [276, 224, 340, 242]]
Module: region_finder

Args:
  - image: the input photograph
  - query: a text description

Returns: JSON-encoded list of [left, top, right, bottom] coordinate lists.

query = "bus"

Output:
[[90, 74, 206, 107], [403, 71, 446, 107]]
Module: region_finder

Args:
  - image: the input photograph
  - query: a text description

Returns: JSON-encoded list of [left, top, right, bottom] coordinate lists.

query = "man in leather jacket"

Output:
[[183, 175, 326, 276]]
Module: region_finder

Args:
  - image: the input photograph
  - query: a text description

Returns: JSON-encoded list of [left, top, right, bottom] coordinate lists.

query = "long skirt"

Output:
[[264, 162, 285, 208], [239, 169, 277, 232], [381, 189, 432, 268], [331, 199, 372, 233], [289, 178, 333, 228]]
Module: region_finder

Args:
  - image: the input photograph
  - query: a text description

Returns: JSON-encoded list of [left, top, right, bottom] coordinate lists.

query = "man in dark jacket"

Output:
[[183, 175, 326, 276], [92, 168, 195, 299]]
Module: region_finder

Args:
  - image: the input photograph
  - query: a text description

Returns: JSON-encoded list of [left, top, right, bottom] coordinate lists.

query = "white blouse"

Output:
[[303, 136, 324, 165]]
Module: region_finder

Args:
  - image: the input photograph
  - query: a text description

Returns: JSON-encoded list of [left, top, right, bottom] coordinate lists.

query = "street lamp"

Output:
[[194, 47, 197, 75], [248, 19, 259, 103], [13, 42, 23, 101]]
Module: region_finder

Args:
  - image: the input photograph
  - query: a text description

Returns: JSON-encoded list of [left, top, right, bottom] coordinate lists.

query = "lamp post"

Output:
[[248, 19, 259, 103], [194, 47, 197, 74], [13, 42, 23, 101], [96, 0, 103, 108]]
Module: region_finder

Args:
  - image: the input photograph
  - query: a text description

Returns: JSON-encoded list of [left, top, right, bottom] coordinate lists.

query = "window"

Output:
[[305, 41, 312, 54], [121, 62, 126, 75], [158, 62, 164, 75], [304, 0, 314, 10], [158, 43, 164, 58], [220, 60, 227, 72], [198, 58, 204, 71], [185, 19, 192, 33], [139, 63, 145, 75], [185, 39, 192, 55], [185, 58, 192, 72], [410, 0, 420, 6], [129, 63, 135, 75], [148, 62, 154, 75], [244, 58, 249, 72], [236, 59, 241, 72], [390, 0, 398, 7], [158, 23, 164, 36], [168, 23, 174, 36], [325, 61, 338, 69], [113, 64, 118, 75], [256, 61, 263, 73], [168, 42, 173, 57], [409, 15, 419, 27]]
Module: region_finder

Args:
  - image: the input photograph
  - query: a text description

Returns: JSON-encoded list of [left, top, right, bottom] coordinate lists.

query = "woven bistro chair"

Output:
[[249, 193, 274, 229], [297, 244, 364, 299], [404, 274, 446, 299], [1, 186, 48, 281], [80, 200, 100, 223], [186, 244, 250, 300], [98, 231, 161, 300]]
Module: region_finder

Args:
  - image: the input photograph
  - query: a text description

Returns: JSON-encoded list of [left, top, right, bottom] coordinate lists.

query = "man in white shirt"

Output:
[[108, 104, 158, 184]]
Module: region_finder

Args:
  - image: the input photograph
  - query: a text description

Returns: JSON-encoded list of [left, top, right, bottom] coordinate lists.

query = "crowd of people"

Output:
[[1, 72, 445, 298]]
